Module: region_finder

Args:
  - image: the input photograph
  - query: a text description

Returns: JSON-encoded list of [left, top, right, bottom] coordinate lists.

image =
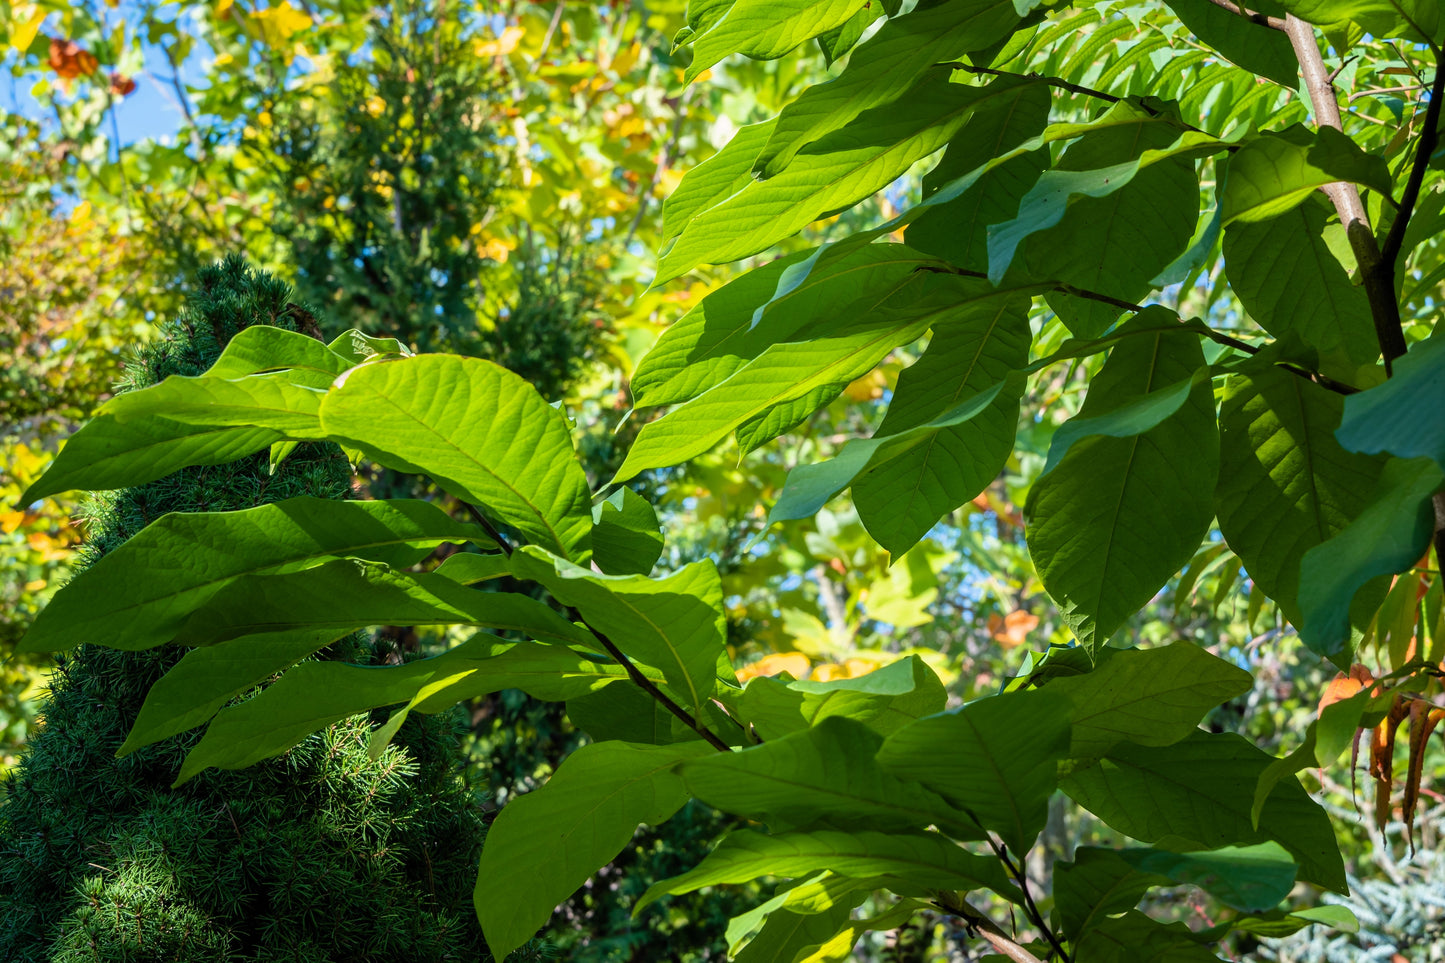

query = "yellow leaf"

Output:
[[736, 652, 811, 682], [8, 5, 46, 52], [215, 0, 234, 17], [250, 2, 311, 47], [0, 511, 25, 534], [474, 25, 523, 58]]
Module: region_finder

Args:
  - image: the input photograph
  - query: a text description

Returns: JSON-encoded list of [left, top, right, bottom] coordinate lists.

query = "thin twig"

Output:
[[941, 61, 1119, 104], [587, 625, 733, 752], [463, 503, 514, 556], [1285, 14, 1409, 372], [988, 837, 1071, 962], [1381, 52, 1445, 269], [1204, 0, 1287, 31]]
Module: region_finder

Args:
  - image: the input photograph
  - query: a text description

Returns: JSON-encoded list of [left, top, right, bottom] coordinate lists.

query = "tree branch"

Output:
[[1205, 0, 1287, 31], [1285, 14, 1409, 372], [463, 502, 514, 556], [1381, 52, 1445, 269], [987, 836, 1072, 963], [941, 61, 1120, 105], [586, 624, 734, 753]]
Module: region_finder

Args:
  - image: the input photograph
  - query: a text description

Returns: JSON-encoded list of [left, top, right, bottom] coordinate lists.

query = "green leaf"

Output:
[[120, 628, 343, 757], [733, 897, 864, 963], [207, 324, 353, 378], [1162, 0, 1299, 86], [326, 328, 411, 364], [1335, 333, 1445, 472], [166, 558, 594, 648], [1054, 849, 1163, 939], [1044, 642, 1252, 758], [1025, 310, 1219, 654], [19, 498, 485, 653], [768, 374, 1023, 531], [178, 640, 645, 782], [318, 355, 593, 561], [1116, 842, 1298, 912], [103, 370, 328, 435], [907, 152, 1048, 274], [655, 74, 1042, 285], [1216, 366, 1388, 627], [511, 546, 727, 714], [754, 0, 1025, 176], [1073, 910, 1229, 962], [681, 716, 974, 837], [591, 488, 665, 576], [994, 107, 1212, 336], [814, 0, 897, 64], [22, 418, 284, 502], [659, 118, 776, 252], [726, 873, 879, 954], [633, 244, 932, 409], [566, 682, 703, 746], [1275, 0, 1442, 43], [620, 273, 1018, 480], [850, 294, 1031, 556], [734, 655, 946, 741], [635, 828, 1014, 915], [1297, 456, 1444, 659], [475, 741, 713, 960], [1040, 369, 1210, 478], [1061, 731, 1347, 892], [876, 689, 1071, 852], [684, 0, 870, 83], [433, 551, 511, 584], [1222, 126, 1395, 225], [1222, 198, 1379, 371]]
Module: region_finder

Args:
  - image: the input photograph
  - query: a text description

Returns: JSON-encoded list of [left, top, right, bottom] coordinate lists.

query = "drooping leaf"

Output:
[[620, 273, 1022, 480], [684, 0, 871, 83], [726, 873, 880, 955], [326, 328, 411, 363], [655, 74, 1044, 285], [166, 558, 594, 648], [734, 655, 946, 741], [103, 371, 328, 435], [658, 118, 776, 251], [178, 640, 649, 782], [1115, 842, 1298, 912], [633, 244, 933, 409], [19, 498, 486, 653], [994, 106, 1208, 336], [733, 897, 865, 963], [1044, 642, 1252, 758], [1222, 198, 1379, 371], [1061, 731, 1347, 892], [1335, 333, 1445, 472], [814, 0, 898, 64], [635, 828, 1015, 914], [876, 689, 1072, 851], [1025, 309, 1219, 654], [907, 152, 1049, 274], [591, 487, 665, 576], [119, 628, 344, 756], [754, 0, 1026, 176], [850, 294, 1031, 556], [1073, 910, 1232, 962], [511, 546, 727, 714], [476, 741, 713, 960], [433, 551, 511, 584], [1054, 848, 1164, 939], [1222, 126, 1394, 225], [318, 355, 593, 561], [1297, 456, 1444, 659], [1216, 366, 1388, 627], [680, 716, 975, 837], [1162, 0, 1299, 86]]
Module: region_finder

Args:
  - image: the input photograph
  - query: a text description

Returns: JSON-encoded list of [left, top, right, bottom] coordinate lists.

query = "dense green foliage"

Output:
[[11, 0, 1445, 962], [0, 259, 495, 962]]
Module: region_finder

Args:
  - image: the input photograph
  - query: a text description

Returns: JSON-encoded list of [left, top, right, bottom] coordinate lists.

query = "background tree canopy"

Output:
[[3, 0, 1445, 961]]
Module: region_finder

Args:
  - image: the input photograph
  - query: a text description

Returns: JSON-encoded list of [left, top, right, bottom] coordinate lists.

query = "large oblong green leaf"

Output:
[[1216, 366, 1388, 627], [1335, 333, 1445, 472], [753, 0, 1025, 176], [475, 741, 713, 959], [635, 828, 1012, 915], [1222, 197, 1378, 371], [1025, 310, 1219, 654], [877, 689, 1071, 852], [318, 355, 593, 561], [1222, 126, 1394, 226], [511, 546, 727, 714], [177, 640, 651, 783], [684, 0, 869, 83], [19, 498, 485, 653], [851, 294, 1031, 556], [1061, 730, 1347, 893], [680, 716, 974, 838], [655, 74, 1036, 285], [733, 655, 946, 742], [1045, 642, 1252, 759]]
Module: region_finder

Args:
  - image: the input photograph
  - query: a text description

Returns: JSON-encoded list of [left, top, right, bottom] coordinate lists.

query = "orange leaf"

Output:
[[991, 610, 1039, 649], [1370, 696, 1410, 832], [47, 37, 98, 80], [1318, 664, 1375, 715], [1403, 702, 1444, 849], [736, 652, 810, 682]]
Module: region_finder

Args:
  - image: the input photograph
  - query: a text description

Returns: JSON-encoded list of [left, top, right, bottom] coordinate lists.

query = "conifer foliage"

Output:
[[0, 257, 494, 962]]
